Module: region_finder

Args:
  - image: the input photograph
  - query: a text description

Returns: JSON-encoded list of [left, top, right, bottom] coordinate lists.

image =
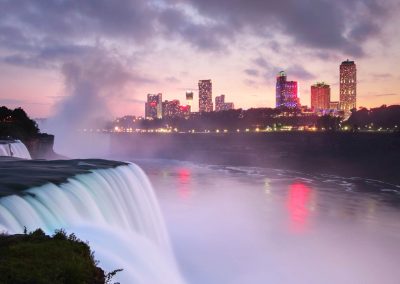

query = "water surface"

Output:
[[138, 159, 400, 284]]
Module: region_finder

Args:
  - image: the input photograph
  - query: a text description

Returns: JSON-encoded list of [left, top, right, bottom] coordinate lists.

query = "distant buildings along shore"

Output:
[[145, 59, 358, 119]]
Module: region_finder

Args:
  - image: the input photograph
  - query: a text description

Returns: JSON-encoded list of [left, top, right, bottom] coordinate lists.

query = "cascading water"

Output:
[[0, 162, 185, 284], [0, 140, 31, 159]]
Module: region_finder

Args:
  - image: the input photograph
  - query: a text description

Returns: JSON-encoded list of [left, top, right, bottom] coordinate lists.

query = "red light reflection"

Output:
[[287, 182, 312, 233], [177, 168, 191, 199]]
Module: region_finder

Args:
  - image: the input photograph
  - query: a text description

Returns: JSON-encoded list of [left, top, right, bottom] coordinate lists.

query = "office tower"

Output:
[[178, 105, 191, 118], [163, 100, 191, 118], [162, 100, 180, 118], [276, 71, 299, 109], [215, 95, 225, 111], [215, 94, 234, 111], [198, 80, 213, 112], [311, 82, 330, 112], [145, 93, 162, 119], [339, 60, 357, 115]]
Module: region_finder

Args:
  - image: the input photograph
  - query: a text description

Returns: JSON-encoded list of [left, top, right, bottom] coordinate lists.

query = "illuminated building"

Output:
[[215, 94, 234, 111], [186, 91, 194, 101], [339, 60, 357, 116], [179, 105, 191, 118], [329, 101, 339, 110], [186, 91, 194, 110], [163, 100, 191, 118], [198, 80, 213, 112], [311, 82, 330, 113], [162, 100, 180, 118], [145, 93, 162, 119], [215, 95, 224, 111], [276, 71, 300, 109]]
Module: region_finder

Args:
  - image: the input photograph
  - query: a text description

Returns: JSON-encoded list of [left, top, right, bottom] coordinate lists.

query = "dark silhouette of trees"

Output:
[[114, 108, 322, 131], [348, 105, 400, 130], [0, 106, 40, 140], [112, 105, 400, 132], [316, 115, 341, 131]]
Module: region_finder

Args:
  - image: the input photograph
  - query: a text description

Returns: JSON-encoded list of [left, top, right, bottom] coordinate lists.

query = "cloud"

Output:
[[1, 0, 395, 61], [286, 65, 316, 81], [123, 98, 146, 104], [165, 76, 181, 83], [370, 73, 393, 80], [244, 79, 258, 88], [359, 93, 399, 98], [250, 57, 315, 83], [0, 1, 156, 41], [244, 69, 259, 77], [2, 54, 53, 69], [181, 0, 395, 56], [374, 93, 398, 97], [0, 98, 49, 105]]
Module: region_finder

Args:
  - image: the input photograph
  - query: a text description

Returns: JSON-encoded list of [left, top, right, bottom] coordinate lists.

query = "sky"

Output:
[[0, 0, 399, 118]]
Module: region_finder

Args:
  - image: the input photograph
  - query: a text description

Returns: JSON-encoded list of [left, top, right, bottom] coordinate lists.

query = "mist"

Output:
[[143, 161, 400, 284], [42, 49, 132, 158]]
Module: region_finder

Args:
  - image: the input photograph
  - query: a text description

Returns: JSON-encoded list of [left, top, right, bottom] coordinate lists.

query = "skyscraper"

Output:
[[145, 93, 162, 119], [276, 71, 299, 109], [215, 94, 234, 111], [186, 91, 194, 111], [311, 82, 330, 112], [198, 80, 213, 112], [162, 100, 180, 118], [215, 94, 225, 111], [186, 91, 194, 101], [162, 100, 191, 118], [339, 60, 356, 115]]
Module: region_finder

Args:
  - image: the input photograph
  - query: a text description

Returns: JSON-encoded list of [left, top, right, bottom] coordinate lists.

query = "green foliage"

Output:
[[0, 229, 122, 284]]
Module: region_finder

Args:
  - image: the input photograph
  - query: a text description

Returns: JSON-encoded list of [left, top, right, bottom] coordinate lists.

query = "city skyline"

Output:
[[142, 59, 353, 118], [0, 1, 399, 120]]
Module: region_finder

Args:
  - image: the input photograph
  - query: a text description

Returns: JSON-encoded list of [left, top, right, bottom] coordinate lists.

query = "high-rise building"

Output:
[[178, 105, 191, 118], [215, 95, 224, 111], [339, 60, 356, 115], [198, 80, 213, 112], [145, 93, 162, 119], [311, 82, 330, 112], [162, 100, 191, 118], [215, 94, 234, 111], [276, 71, 299, 109], [186, 91, 194, 111], [186, 91, 194, 101], [162, 100, 180, 118]]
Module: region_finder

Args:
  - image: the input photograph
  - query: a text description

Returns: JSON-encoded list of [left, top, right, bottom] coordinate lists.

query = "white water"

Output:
[[0, 163, 185, 284], [0, 140, 31, 159]]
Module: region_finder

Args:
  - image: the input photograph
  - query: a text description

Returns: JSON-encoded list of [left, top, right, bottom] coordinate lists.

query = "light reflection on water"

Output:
[[286, 182, 312, 234], [136, 159, 400, 284]]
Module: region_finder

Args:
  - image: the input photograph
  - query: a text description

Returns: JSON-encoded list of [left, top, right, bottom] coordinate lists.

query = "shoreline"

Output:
[[110, 132, 400, 185]]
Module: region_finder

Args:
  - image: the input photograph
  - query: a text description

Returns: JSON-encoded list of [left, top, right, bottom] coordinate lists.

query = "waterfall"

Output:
[[0, 163, 185, 284], [0, 140, 31, 159]]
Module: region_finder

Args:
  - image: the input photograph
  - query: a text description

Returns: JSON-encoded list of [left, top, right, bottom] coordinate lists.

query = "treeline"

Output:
[[113, 105, 400, 132], [114, 107, 340, 131], [0, 106, 40, 140], [346, 105, 400, 130]]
